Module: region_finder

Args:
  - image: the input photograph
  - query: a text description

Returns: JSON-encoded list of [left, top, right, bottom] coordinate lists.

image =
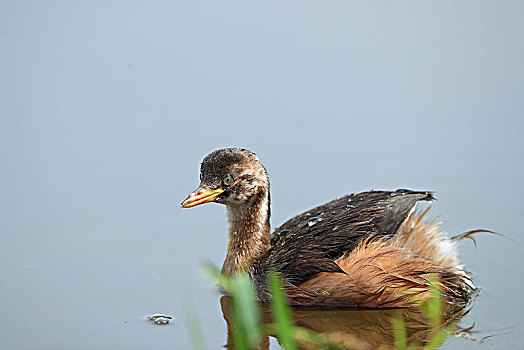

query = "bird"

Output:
[[181, 148, 480, 308]]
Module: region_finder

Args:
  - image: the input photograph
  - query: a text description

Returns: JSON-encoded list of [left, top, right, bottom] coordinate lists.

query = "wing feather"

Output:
[[255, 189, 434, 289]]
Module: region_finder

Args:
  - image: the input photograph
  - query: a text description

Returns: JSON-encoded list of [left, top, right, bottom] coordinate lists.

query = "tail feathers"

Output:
[[451, 229, 510, 247]]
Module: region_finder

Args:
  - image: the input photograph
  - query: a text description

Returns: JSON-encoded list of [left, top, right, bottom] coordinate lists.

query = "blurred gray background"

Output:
[[1, 1, 523, 349]]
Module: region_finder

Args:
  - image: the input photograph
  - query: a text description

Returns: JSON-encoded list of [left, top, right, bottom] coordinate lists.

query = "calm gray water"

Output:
[[1, 1, 523, 349]]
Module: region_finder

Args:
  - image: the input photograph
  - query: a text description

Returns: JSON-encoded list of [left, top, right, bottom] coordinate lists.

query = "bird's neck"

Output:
[[222, 191, 271, 275]]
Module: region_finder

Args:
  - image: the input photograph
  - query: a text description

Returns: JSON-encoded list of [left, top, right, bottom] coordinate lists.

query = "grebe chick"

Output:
[[181, 148, 476, 308]]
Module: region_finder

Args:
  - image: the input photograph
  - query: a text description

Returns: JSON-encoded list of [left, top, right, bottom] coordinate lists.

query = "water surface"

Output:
[[1, 1, 523, 349]]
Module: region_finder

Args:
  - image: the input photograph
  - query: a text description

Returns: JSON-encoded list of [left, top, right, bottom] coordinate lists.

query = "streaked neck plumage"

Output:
[[222, 189, 271, 275]]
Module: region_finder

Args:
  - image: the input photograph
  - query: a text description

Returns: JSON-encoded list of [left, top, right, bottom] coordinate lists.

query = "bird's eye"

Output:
[[222, 174, 235, 187]]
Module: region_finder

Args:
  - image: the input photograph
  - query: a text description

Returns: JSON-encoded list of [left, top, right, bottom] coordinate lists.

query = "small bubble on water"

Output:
[[154, 317, 169, 325], [147, 314, 172, 325]]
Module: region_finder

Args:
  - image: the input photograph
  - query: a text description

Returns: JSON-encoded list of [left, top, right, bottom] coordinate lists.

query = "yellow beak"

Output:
[[181, 186, 224, 208]]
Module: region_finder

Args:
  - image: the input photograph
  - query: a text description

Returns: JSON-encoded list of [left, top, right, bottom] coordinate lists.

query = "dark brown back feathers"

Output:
[[253, 190, 434, 297]]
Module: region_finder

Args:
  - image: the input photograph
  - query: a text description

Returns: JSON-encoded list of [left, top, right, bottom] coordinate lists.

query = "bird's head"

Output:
[[181, 148, 269, 208]]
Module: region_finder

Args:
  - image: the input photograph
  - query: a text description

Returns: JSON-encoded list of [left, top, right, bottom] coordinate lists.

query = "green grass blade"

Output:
[[423, 275, 442, 329], [202, 264, 261, 349], [184, 306, 206, 350], [201, 263, 232, 293], [420, 275, 451, 349], [229, 305, 249, 350], [268, 271, 298, 350], [392, 314, 407, 350], [232, 273, 261, 349]]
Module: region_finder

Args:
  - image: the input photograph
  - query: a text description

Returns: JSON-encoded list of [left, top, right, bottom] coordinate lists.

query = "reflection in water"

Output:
[[220, 296, 472, 349]]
